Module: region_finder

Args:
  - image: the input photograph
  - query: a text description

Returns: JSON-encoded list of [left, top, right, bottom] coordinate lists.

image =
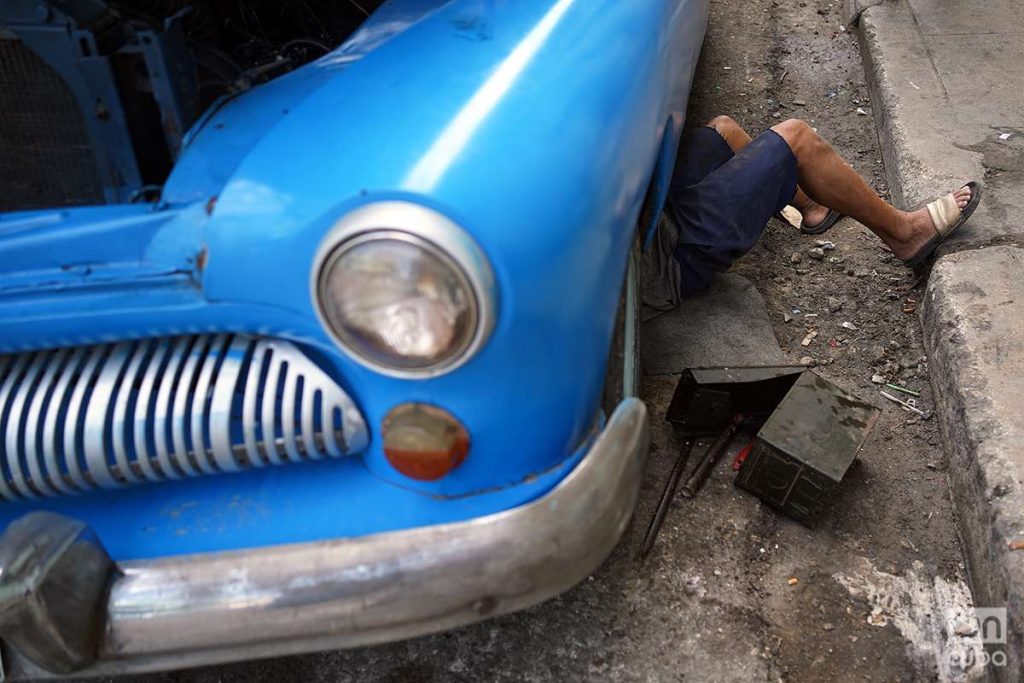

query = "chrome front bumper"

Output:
[[3, 398, 649, 679]]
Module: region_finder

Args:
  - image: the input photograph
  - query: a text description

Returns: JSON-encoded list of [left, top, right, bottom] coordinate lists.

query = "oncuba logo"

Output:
[[975, 608, 1008, 645], [950, 608, 1008, 670]]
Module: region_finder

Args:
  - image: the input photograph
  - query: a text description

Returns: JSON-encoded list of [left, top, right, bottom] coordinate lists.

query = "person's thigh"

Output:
[[671, 129, 799, 295]]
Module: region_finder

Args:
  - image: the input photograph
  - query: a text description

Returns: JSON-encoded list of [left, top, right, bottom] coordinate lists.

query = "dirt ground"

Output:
[[111, 1, 977, 682]]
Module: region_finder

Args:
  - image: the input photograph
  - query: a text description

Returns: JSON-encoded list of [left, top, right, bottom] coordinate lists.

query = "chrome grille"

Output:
[[0, 334, 368, 501]]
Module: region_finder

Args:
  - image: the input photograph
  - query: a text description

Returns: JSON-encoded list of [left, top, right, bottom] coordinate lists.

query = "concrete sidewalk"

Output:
[[856, 0, 1024, 677]]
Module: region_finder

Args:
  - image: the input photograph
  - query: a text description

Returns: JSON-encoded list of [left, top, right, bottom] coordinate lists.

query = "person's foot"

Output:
[[800, 200, 831, 230], [888, 185, 973, 261]]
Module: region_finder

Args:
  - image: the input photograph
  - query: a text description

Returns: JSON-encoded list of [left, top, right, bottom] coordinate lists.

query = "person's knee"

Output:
[[772, 118, 816, 156], [707, 115, 739, 134]]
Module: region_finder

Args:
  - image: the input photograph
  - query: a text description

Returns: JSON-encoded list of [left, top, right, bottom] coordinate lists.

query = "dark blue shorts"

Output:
[[665, 126, 798, 296]]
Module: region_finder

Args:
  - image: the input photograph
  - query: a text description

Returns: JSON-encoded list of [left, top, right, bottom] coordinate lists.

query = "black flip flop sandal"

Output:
[[903, 181, 982, 269], [800, 208, 841, 235]]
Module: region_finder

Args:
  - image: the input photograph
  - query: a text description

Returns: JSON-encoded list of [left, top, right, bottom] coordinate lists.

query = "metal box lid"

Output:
[[757, 372, 880, 482], [666, 366, 805, 434]]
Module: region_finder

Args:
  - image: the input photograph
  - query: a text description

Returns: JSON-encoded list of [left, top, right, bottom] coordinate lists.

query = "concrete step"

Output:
[[923, 247, 1024, 677], [857, 1, 1024, 678]]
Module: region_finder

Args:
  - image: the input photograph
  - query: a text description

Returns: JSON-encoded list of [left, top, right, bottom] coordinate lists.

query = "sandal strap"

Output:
[[926, 192, 962, 236]]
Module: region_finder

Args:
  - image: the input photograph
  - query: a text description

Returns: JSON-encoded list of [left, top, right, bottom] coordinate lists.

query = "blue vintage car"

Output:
[[0, 0, 707, 676]]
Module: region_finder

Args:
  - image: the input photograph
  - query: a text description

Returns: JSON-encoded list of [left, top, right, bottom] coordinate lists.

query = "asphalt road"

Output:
[[103, 0, 979, 681]]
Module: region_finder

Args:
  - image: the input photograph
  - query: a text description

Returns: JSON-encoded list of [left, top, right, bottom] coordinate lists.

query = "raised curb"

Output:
[[859, 2, 1024, 677], [842, 0, 884, 28], [923, 247, 1024, 678]]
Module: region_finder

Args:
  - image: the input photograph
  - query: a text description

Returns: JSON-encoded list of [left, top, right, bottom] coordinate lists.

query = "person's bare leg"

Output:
[[771, 118, 972, 259], [707, 116, 830, 227], [707, 115, 752, 151]]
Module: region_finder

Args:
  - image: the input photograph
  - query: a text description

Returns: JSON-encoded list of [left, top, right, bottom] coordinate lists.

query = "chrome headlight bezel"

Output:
[[311, 201, 497, 379]]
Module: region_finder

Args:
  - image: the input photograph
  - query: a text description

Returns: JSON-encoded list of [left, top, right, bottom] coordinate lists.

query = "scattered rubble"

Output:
[[953, 623, 977, 638], [779, 205, 804, 228]]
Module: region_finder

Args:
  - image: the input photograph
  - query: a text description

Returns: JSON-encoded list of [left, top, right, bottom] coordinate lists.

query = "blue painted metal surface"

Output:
[[3, 437, 590, 560], [0, 0, 709, 560]]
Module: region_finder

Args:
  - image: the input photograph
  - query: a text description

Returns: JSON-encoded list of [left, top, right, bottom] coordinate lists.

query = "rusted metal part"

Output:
[[681, 414, 744, 498], [0, 512, 117, 673], [638, 436, 695, 560], [195, 245, 209, 271]]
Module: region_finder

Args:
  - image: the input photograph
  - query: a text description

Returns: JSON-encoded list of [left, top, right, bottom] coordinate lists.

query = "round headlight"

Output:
[[314, 203, 496, 378]]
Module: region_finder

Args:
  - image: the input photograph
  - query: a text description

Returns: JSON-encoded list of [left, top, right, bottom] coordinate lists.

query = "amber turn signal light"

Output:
[[382, 403, 469, 481]]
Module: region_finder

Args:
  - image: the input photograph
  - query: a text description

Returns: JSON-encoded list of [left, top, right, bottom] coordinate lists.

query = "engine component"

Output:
[[0, 0, 385, 207]]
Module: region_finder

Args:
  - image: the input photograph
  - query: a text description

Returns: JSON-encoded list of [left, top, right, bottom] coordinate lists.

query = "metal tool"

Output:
[[884, 382, 921, 398], [638, 437, 695, 560], [732, 440, 756, 471], [880, 390, 926, 416], [681, 413, 744, 498]]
